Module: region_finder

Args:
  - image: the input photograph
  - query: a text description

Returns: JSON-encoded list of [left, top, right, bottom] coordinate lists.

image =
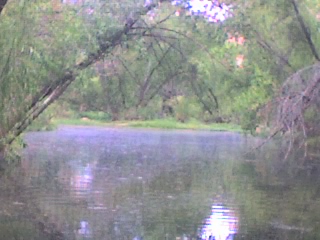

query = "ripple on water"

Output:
[[15, 127, 320, 239]]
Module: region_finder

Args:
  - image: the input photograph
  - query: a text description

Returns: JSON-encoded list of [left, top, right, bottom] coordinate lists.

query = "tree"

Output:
[[216, 0, 320, 154], [172, 0, 320, 137], [0, 0, 173, 153]]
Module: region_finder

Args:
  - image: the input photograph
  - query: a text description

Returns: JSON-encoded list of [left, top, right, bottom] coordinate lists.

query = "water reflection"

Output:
[[0, 126, 318, 239], [199, 204, 238, 240], [70, 163, 94, 195], [78, 220, 91, 237], [21, 127, 246, 239]]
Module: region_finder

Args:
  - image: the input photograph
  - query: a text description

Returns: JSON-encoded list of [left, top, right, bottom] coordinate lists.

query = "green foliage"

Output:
[[127, 118, 180, 129], [174, 96, 202, 122], [238, 110, 258, 133], [27, 104, 61, 131], [0, 0, 149, 151], [2, 0, 320, 153], [0, 135, 27, 164], [27, 114, 56, 132], [113, 118, 243, 132], [0, 1, 97, 146], [52, 116, 243, 132], [135, 99, 162, 120], [232, 65, 274, 131], [78, 111, 112, 121]]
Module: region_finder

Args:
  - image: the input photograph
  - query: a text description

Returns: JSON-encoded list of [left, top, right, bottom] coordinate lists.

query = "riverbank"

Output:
[[52, 118, 243, 132]]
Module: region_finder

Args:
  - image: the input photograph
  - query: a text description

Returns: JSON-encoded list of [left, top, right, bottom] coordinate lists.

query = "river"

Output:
[[0, 126, 319, 240]]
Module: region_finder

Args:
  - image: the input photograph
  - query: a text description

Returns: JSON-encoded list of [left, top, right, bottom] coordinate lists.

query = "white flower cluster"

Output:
[[172, 0, 232, 22]]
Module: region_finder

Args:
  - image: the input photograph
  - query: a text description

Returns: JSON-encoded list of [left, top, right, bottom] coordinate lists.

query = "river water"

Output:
[[0, 126, 320, 240]]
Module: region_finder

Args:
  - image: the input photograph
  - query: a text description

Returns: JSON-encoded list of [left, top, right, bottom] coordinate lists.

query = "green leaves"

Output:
[[0, 0, 155, 146]]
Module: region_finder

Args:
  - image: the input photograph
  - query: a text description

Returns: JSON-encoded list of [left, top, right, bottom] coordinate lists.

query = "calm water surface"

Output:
[[0, 126, 320, 240]]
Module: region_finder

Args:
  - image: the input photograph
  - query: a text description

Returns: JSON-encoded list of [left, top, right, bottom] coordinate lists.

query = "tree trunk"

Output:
[[3, 3, 160, 147], [291, 0, 320, 61], [0, 0, 8, 14]]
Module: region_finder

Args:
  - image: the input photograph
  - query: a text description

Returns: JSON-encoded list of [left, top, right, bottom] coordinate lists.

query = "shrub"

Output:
[[174, 96, 202, 122], [78, 111, 111, 121]]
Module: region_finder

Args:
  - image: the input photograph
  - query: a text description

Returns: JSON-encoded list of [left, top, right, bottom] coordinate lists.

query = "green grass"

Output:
[[53, 118, 243, 133], [78, 111, 111, 121], [53, 118, 109, 127], [125, 119, 243, 132]]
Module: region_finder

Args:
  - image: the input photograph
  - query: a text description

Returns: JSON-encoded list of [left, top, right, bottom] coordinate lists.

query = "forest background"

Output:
[[1, 0, 320, 158]]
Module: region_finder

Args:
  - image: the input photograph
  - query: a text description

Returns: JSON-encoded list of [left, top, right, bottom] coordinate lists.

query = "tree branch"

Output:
[[143, 69, 186, 106], [254, 30, 293, 69], [0, 0, 8, 15], [4, 3, 163, 146], [291, 0, 320, 61], [137, 45, 172, 106]]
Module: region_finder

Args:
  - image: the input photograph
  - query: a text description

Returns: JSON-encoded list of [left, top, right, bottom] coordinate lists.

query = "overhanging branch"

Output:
[[5, 3, 164, 145], [291, 0, 320, 61]]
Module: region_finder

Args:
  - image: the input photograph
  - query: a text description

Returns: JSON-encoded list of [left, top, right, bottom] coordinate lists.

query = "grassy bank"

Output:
[[52, 118, 243, 132]]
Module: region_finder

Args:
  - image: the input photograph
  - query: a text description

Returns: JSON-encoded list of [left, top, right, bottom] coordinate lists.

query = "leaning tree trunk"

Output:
[[3, 2, 162, 147], [0, 0, 8, 14]]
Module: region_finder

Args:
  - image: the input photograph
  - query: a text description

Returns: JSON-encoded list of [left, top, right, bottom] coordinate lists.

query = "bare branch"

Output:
[[114, 55, 140, 85], [143, 69, 186, 106], [208, 87, 219, 110], [254, 30, 293, 69], [251, 63, 320, 154], [155, 26, 230, 69], [137, 45, 172, 106]]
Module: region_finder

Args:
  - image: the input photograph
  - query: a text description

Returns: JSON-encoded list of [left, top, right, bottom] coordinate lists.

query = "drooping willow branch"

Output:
[[277, 64, 320, 131], [252, 63, 320, 153]]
